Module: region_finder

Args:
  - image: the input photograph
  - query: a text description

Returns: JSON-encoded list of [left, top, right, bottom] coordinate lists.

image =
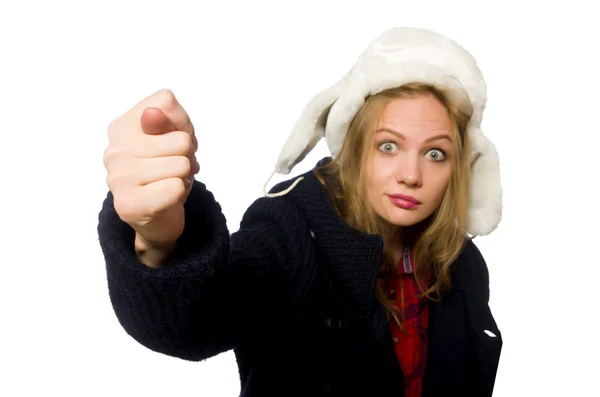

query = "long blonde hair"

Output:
[[314, 82, 473, 326]]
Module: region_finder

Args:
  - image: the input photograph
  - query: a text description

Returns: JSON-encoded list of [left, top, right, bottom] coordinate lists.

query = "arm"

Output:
[[457, 240, 503, 396], [97, 180, 295, 361]]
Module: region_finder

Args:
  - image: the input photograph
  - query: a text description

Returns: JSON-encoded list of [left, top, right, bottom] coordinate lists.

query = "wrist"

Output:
[[134, 234, 176, 268]]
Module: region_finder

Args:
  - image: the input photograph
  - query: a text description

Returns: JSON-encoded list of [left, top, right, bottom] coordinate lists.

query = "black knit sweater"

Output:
[[97, 160, 502, 396]]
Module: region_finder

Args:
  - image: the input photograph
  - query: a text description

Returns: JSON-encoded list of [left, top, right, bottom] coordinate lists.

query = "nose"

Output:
[[395, 153, 422, 187]]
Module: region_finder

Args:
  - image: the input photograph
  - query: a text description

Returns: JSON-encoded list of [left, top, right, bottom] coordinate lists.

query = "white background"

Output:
[[1, 1, 599, 396]]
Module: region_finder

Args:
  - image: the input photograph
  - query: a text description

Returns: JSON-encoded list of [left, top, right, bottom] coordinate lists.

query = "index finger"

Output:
[[109, 89, 196, 150]]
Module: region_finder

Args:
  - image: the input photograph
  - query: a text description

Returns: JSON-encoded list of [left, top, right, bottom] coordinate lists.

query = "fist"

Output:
[[103, 89, 200, 250]]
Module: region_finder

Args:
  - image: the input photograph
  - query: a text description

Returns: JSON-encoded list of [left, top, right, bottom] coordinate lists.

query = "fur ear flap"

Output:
[[274, 78, 347, 175], [466, 127, 503, 236]]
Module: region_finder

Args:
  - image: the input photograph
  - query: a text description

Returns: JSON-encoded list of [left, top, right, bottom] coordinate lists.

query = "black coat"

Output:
[[98, 160, 502, 397]]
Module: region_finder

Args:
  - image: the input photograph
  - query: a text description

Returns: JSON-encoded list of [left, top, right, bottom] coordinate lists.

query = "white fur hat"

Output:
[[265, 27, 502, 237]]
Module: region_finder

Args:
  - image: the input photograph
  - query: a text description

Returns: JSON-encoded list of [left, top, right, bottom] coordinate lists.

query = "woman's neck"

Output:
[[388, 231, 405, 266]]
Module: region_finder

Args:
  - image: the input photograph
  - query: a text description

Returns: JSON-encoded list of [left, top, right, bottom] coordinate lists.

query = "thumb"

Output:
[[141, 107, 177, 135]]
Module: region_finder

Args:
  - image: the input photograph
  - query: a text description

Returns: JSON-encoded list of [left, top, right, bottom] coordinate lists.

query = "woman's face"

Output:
[[365, 94, 455, 227]]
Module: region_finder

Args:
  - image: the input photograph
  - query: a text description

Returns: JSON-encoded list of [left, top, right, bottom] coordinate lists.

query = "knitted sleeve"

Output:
[[456, 240, 503, 397], [97, 180, 297, 362]]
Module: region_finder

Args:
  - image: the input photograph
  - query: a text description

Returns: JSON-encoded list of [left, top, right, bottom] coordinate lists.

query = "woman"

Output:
[[98, 27, 503, 396]]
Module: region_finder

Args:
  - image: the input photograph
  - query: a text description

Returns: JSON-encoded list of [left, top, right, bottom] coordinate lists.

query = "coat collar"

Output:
[[269, 157, 384, 319], [268, 160, 405, 377]]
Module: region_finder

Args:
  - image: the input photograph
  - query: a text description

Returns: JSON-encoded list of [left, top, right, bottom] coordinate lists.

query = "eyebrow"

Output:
[[375, 127, 453, 143]]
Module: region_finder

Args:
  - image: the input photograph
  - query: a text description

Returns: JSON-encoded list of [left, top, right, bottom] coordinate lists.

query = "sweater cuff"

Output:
[[97, 180, 230, 281]]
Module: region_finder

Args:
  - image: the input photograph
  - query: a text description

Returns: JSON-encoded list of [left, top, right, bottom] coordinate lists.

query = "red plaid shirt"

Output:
[[383, 247, 430, 397]]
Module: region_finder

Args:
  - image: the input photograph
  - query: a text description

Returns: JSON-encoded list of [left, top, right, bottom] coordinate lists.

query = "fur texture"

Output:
[[270, 27, 502, 237]]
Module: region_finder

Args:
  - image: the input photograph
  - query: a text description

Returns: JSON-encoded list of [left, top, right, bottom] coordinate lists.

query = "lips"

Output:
[[387, 194, 421, 204], [388, 196, 420, 209]]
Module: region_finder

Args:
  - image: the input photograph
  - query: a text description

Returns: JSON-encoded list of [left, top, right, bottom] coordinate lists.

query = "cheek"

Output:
[[370, 156, 395, 184], [430, 171, 452, 203], [365, 157, 380, 185]]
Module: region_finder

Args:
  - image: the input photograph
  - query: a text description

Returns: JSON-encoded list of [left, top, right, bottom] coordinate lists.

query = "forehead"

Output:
[[377, 95, 453, 137]]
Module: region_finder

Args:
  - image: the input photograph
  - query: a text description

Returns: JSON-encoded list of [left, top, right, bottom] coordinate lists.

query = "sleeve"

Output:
[[457, 240, 503, 397], [97, 180, 295, 362]]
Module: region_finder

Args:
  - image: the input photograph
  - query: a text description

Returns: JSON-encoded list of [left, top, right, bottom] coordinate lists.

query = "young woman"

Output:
[[99, 27, 503, 396]]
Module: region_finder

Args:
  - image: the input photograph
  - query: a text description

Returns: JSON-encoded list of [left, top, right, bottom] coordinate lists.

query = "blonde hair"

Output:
[[314, 82, 473, 327]]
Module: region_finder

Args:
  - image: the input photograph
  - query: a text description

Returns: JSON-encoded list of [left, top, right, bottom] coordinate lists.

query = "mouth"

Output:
[[387, 194, 421, 210]]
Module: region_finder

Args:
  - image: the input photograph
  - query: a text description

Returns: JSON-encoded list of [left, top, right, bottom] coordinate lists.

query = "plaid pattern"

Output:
[[384, 247, 430, 397]]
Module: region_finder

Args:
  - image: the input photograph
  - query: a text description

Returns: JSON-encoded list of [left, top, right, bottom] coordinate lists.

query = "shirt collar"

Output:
[[398, 247, 414, 274]]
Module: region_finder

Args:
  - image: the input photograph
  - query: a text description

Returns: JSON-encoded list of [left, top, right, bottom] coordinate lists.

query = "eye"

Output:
[[378, 142, 397, 153], [426, 149, 446, 161]]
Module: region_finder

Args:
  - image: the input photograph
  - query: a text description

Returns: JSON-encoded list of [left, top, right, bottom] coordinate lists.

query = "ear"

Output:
[[274, 78, 346, 175]]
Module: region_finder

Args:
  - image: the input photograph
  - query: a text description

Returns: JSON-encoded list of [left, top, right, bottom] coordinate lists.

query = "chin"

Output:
[[380, 205, 427, 227], [385, 216, 421, 227]]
